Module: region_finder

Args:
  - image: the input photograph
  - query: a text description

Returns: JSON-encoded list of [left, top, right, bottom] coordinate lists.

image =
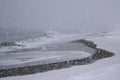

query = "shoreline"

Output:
[[0, 39, 115, 78]]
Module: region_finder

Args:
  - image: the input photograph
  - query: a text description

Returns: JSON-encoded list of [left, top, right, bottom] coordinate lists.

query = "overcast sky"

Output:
[[0, 0, 120, 33]]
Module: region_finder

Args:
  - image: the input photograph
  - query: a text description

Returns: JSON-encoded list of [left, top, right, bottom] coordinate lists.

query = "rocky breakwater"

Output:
[[0, 39, 115, 78]]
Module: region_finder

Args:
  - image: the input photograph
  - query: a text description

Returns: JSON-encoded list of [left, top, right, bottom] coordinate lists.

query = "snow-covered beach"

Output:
[[1, 0, 120, 79], [0, 31, 119, 80]]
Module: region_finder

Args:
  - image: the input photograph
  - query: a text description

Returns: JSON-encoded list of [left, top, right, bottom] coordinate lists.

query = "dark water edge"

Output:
[[0, 40, 115, 78], [0, 31, 46, 42]]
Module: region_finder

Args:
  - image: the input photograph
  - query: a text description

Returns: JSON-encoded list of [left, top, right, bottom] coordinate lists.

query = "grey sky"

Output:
[[0, 0, 120, 33]]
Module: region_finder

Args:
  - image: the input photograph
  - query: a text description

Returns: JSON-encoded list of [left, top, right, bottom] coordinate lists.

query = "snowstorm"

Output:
[[0, 0, 120, 33], [0, 0, 120, 80]]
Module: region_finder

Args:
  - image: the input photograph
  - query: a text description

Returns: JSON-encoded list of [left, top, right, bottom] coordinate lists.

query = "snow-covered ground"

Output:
[[0, 31, 120, 80], [0, 51, 91, 69]]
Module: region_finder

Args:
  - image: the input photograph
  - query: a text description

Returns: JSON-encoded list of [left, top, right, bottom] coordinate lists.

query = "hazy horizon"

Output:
[[0, 0, 120, 33]]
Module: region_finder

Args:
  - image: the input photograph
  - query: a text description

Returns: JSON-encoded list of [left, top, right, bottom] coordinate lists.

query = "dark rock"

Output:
[[0, 42, 21, 47], [71, 39, 97, 48], [92, 49, 115, 60], [0, 39, 115, 78]]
